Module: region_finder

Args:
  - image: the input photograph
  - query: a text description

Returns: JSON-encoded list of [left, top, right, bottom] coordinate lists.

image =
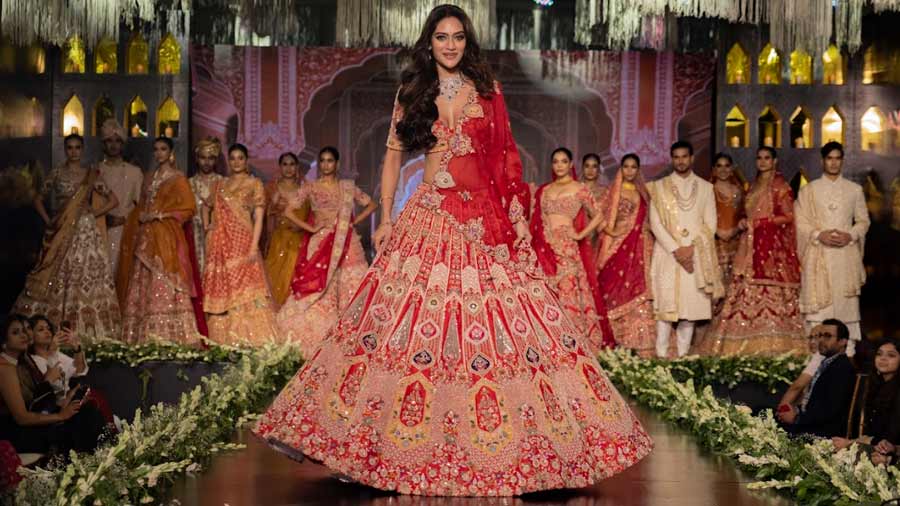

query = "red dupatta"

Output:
[[530, 167, 615, 348], [596, 168, 652, 312], [289, 180, 355, 300], [747, 172, 801, 286]]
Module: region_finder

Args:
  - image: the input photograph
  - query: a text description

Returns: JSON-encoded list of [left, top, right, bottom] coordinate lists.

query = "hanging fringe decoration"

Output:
[[336, 0, 497, 48], [0, 0, 190, 48], [574, 0, 887, 53]]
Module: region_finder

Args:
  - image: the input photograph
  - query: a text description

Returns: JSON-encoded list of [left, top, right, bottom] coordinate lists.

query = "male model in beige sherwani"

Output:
[[795, 142, 869, 356], [189, 137, 225, 274], [649, 141, 724, 357], [97, 119, 143, 276]]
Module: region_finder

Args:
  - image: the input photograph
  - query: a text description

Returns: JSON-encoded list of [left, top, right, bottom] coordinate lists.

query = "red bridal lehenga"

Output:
[[530, 174, 614, 354], [255, 82, 651, 496], [276, 179, 372, 354], [595, 169, 657, 357], [705, 172, 805, 355]]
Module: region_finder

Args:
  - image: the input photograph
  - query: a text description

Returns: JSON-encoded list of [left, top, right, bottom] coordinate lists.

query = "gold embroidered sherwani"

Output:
[[649, 172, 722, 322], [188, 172, 225, 274], [795, 176, 869, 324]]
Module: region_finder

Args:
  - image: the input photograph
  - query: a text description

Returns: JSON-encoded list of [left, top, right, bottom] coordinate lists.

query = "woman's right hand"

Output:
[[44, 364, 64, 384], [373, 222, 393, 251]]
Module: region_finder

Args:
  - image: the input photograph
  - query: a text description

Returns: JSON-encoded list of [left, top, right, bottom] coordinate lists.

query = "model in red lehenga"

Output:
[[705, 147, 805, 355], [530, 147, 613, 353], [277, 147, 377, 354], [255, 6, 651, 496], [595, 154, 656, 357]]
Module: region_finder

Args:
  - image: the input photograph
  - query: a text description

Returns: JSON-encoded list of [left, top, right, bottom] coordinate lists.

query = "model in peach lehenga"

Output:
[[202, 144, 280, 346], [118, 137, 205, 344], [530, 147, 613, 353], [276, 147, 376, 353], [255, 6, 650, 496], [263, 152, 309, 307], [13, 134, 121, 342], [705, 147, 805, 355], [596, 154, 656, 357]]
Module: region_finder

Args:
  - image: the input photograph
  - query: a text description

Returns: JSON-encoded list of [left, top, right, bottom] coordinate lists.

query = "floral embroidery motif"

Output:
[[508, 197, 525, 224], [470, 354, 491, 373], [469, 383, 512, 453], [462, 217, 485, 242], [465, 322, 488, 344]]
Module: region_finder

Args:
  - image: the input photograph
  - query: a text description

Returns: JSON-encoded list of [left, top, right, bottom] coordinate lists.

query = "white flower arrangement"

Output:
[[14, 343, 302, 506], [598, 349, 900, 506]]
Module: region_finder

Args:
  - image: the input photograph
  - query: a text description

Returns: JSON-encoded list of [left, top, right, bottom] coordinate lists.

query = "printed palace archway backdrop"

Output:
[[190, 45, 715, 202]]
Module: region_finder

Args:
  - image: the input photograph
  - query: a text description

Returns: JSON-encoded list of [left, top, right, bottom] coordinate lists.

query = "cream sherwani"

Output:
[[649, 172, 722, 322], [795, 176, 869, 328], [189, 172, 225, 274], [98, 158, 143, 275]]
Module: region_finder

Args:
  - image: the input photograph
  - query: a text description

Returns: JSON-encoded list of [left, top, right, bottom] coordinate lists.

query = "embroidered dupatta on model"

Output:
[[289, 179, 355, 303], [117, 171, 207, 335], [596, 168, 652, 314], [735, 172, 801, 287], [26, 168, 106, 299]]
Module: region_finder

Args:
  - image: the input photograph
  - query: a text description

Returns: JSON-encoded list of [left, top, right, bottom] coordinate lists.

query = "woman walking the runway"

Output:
[[255, 4, 651, 496]]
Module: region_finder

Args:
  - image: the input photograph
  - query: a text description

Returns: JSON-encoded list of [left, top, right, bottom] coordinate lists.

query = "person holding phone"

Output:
[[28, 315, 88, 403], [1, 315, 104, 454]]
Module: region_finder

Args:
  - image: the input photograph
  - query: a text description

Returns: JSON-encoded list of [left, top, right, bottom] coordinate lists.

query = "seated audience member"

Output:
[[833, 338, 900, 463], [777, 333, 824, 417], [779, 319, 857, 437], [0, 315, 103, 454], [28, 315, 88, 402]]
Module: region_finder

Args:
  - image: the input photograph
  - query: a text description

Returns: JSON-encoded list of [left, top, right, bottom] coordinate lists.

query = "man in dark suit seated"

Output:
[[779, 319, 857, 437]]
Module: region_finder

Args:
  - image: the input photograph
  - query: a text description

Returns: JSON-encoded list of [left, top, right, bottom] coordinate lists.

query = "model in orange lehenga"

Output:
[[255, 6, 650, 496], [596, 154, 656, 357], [263, 152, 309, 308], [275, 147, 376, 354], [705, 148, 805, 355], [710, 153, 746, 298], [118, 137, 205, 344], [202, 144, 280, 346]]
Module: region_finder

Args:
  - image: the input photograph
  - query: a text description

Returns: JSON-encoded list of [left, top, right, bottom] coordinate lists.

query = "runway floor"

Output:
[[168, 402, 792, 506]]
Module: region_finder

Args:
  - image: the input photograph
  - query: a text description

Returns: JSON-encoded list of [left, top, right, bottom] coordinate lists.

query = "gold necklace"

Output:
[[622, 181, 636, 191]]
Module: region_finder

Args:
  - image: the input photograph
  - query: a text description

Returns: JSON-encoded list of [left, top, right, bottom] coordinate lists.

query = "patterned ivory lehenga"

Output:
[[705, 172, 805, 355], [264, 178, 309, 307], [530, 177, 613, 353], [117, 167, 205, 344], [596, 169, 656, 356], [255, 82, 651, 496], [276, 179, 371, 352], [13, 166, 120, 341], [203, 175, 280, 345]]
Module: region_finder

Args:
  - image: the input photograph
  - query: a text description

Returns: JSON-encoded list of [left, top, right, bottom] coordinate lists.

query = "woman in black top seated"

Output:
[[0, 315, 104, 454], [834, 337, 900, 463]]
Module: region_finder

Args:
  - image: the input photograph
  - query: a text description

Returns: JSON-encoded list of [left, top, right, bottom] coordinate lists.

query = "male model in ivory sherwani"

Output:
[[649, 141, 724, 357], [97, 119, 144, 276], [189, 137, 225, 274], [795, 142, 869, 356]]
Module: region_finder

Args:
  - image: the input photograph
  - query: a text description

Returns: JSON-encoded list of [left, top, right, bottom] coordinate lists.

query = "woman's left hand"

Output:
[[513, 221, 531, 249]]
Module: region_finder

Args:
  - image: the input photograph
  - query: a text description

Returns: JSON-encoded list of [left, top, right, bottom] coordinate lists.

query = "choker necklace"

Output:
[[622, 182, 636, 191], [439, 75, 464, 102]]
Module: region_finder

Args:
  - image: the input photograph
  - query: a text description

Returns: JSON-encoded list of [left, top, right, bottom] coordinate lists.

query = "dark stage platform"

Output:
[[168, 402, 791, 506]]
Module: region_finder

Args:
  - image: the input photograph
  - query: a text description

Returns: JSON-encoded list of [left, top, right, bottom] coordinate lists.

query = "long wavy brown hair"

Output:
[[395, 4, 495, 152]]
